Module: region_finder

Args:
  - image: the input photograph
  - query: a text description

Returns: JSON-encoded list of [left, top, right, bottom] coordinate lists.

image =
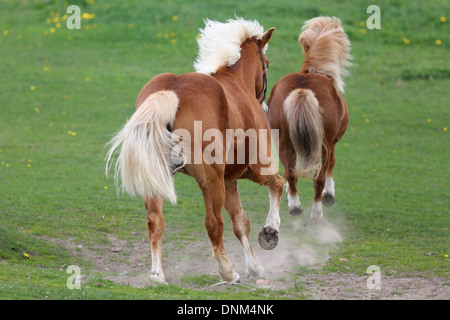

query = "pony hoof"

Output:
[[258, 227, 279, 250], [289, 206, 303, 215], [322, 193, 335, 207], [149, 272, 167, 285]]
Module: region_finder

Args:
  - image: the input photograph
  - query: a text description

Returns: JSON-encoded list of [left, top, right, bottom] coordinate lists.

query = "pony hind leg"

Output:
[[279, 144, 303, 215], [145, 196, 167, 284], [199, 167, 240, 283], [224, 180, 264, 279], [322, 146, 336, 207], [311, 143, 333, 221], [284, 168, 303, 215]]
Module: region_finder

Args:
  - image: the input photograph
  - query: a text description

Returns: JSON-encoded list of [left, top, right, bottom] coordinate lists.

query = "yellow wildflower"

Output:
[[440, 16, 446, 22], [172, 15, 179, 21], [435, 39, 442, 45], [2, 30, 8, 36], [30, 86, 36, 91], [81, 12, 96, 20]]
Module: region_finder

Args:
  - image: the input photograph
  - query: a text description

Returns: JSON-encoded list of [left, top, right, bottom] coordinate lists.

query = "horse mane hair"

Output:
[[194, 17, 267, 75], [298, 16, 352, 93]]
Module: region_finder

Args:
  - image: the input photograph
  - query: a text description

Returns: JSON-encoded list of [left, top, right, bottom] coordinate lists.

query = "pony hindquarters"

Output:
[[283, 88, 324, 180], [105, 90, 182, 284], [105, 90, 183, 205]]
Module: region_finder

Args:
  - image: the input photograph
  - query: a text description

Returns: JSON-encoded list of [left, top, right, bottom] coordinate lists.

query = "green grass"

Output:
[[0, 0, 448, 299]]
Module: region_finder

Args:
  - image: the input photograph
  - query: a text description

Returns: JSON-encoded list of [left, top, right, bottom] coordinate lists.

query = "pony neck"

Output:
[[214, 41, 259, 94]]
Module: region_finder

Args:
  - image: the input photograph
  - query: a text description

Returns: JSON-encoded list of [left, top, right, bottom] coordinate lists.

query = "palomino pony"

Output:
[[267, 16, 351, 221], [106, 18, 283, 284]]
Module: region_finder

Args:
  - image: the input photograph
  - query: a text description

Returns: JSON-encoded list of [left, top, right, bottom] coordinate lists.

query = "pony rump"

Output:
[[298, 16, 352, 93], [284, 88, 324, 179], [105, 90, 183, 204]]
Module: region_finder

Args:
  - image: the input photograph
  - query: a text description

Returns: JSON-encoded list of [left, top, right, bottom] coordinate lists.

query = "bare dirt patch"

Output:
[[303, 273, 449, 300], [52, 217, 449, 300]]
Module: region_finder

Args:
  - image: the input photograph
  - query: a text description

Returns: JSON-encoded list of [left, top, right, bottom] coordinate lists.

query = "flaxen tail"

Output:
[[284, 88, 324, 179], [105, 90, 184, 204], [299, 16, 352, 93]]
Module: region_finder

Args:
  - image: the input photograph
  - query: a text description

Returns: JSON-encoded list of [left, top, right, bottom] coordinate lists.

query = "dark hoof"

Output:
[[258, 227, 279, 250], [322, 193, 335, 207], [289, 206, 303, 215]]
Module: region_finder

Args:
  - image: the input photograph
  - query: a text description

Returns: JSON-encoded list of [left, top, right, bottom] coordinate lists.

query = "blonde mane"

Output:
[[194, 18, 267, 75], [299, 16, 352, 93]]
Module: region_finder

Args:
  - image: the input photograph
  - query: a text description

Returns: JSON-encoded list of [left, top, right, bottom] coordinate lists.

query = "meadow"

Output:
[[0, 0, 448, 300]]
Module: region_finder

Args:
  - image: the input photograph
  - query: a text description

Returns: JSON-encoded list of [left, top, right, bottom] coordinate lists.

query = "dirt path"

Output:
[[56, 218, 449, 300]]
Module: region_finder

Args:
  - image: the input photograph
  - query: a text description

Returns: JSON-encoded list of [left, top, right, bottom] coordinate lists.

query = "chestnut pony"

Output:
[[267, 17, 352, 221], [106, 18, 283, 284]]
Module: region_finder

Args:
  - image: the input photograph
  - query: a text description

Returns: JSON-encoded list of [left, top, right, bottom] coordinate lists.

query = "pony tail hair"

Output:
[[284, 88, 324, 179], [298, 16, 352, 93], [105, 90, 183, 204]]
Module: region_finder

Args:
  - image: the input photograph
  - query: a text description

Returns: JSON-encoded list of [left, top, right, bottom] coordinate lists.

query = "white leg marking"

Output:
[[242, 236, 265, 278], [323, 177, 335, 197], [287, 193, 301, 211], [311, 201, 323, 222], [150, 249, 167, 284], [265, 189, 280, 232]]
